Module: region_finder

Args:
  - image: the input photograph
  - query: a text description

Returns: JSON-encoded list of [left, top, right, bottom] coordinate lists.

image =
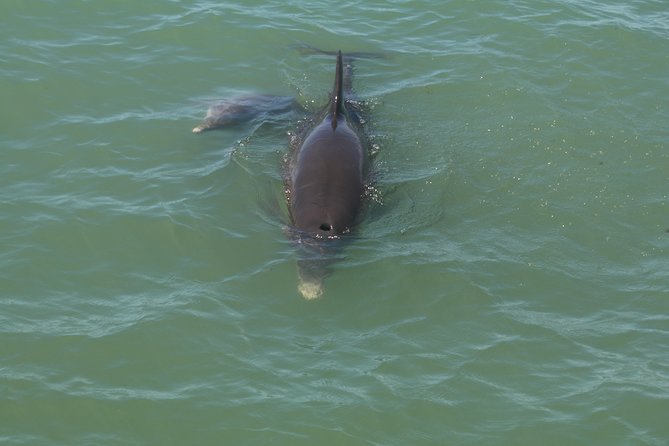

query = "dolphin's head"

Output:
[[290, 230, 344, 300], [297, 264, 325, 300]]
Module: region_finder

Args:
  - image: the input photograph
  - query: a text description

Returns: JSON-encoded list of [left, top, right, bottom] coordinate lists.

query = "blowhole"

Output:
[[319, 223, 332, 231]]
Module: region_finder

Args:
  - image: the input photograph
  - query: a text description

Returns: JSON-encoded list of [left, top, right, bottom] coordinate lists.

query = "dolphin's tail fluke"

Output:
[[292, 43, 386, 60], [329, 50, 345, 130]]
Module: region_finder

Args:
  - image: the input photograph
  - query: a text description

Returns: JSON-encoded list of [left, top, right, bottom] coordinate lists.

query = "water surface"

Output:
[[2, 1, 668, 444]]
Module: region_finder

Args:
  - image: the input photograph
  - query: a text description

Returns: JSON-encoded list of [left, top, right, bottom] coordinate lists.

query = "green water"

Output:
[[2, 1, 668, 445]]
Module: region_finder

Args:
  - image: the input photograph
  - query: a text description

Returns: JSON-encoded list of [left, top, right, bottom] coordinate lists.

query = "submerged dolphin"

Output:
[[287, 51, 368, 299], [192, 94, 297, 133]]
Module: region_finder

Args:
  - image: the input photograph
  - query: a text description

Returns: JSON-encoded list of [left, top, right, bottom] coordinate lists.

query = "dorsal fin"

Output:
[[329, 50, 344, 130]]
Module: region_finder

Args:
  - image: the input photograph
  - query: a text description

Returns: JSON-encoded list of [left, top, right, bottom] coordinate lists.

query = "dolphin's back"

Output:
[[290, 51, 365, 237], [291, 118, 363, 235]]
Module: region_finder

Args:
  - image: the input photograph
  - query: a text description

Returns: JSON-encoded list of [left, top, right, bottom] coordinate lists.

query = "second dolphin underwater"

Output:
[[194, 50, 373, 299]]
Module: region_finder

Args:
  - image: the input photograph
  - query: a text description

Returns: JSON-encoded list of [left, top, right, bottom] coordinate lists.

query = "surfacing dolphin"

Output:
[[286, 50, 368, 299], [193, 50, 372, 299]]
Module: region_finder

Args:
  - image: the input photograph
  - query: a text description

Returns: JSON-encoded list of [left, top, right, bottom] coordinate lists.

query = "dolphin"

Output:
[[193, 50, 371, 299], [192, 94, 297, 133], [287, 51, 368, 299]]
